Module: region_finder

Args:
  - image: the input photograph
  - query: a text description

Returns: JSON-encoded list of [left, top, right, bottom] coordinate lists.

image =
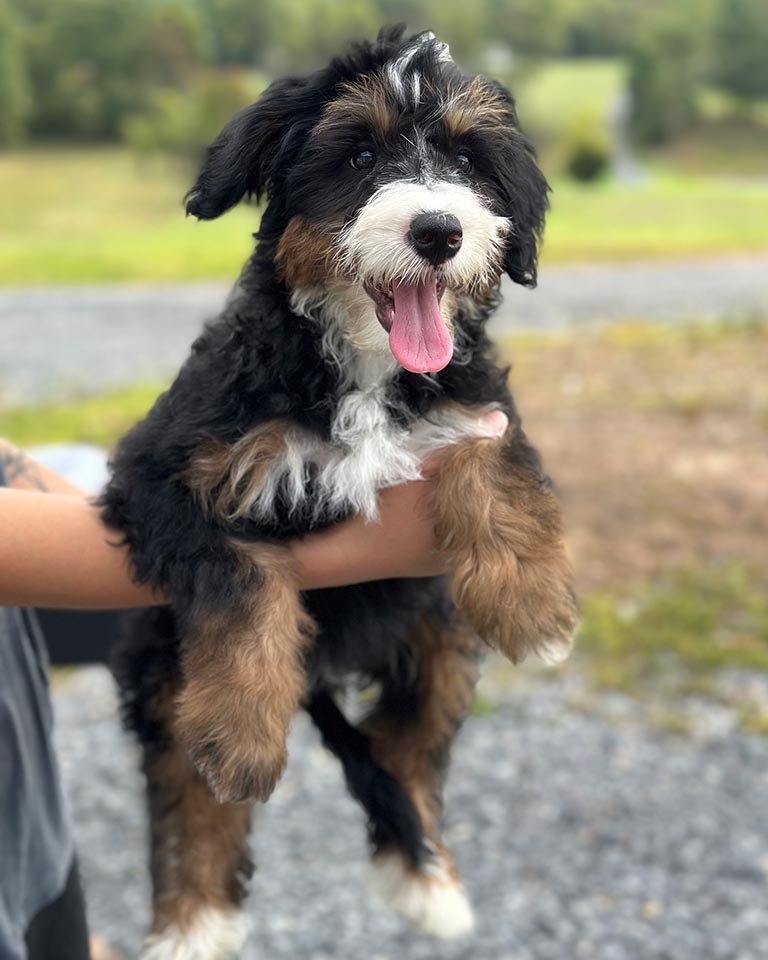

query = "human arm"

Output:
[[0, 438, 87, 496], [0, 412, 507, 608], [0, 446, 443, 607], [289, 461, 443, 589], [0, 439, 164, 608], [0, 487, 164, 608]]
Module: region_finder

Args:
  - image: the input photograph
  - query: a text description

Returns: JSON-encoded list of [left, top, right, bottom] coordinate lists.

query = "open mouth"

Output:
[[364, 272, 453, 374]]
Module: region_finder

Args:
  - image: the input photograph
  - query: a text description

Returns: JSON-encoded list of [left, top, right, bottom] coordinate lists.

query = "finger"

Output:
[[420, 409, 509, 477], [479, 409, 509, 437]]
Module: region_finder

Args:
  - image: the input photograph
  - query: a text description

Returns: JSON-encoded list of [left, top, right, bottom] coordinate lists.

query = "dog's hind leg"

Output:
[[114, 609, 254, 960], [363, 617, 480, 939], [307, 616, 480, 939]]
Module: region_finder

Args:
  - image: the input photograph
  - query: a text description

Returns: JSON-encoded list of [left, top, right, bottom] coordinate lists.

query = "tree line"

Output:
[[0, 0, 766, 148]]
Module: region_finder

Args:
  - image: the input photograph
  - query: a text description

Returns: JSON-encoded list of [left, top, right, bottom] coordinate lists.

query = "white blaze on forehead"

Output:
[[386, 31, 453, 107], [338, 180, 509, 290]]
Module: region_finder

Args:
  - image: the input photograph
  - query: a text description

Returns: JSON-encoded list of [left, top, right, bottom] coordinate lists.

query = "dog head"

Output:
[[186, 26, 549, 375]]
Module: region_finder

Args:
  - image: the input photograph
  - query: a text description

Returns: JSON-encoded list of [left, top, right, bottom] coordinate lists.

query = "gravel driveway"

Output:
[[56, 667, 768, 960], [3, 255, 768, 405]]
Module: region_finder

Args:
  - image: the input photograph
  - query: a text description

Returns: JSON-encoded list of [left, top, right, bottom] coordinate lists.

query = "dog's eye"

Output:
[[455, 152, 473, 173], [350, 149, 376, 171]]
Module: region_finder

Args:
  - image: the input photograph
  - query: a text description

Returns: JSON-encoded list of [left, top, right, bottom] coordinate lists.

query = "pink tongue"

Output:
[[389, 278, 454, 374]]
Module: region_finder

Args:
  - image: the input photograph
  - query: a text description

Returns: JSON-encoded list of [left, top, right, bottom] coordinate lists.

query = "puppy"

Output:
[[102, 26, 577, 958]]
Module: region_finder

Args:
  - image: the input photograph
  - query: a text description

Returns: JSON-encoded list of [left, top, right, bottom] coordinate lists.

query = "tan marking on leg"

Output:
[[275, 216, 338, 288], [185, 421, 289, 521], [430, 432, 578, 664], [176, 543, 316, 803], [151, 744, 254, 931], [141, 675, 253, 945]]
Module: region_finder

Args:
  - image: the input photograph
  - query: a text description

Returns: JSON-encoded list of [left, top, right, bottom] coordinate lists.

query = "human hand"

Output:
[[289, 410, 509, 590]]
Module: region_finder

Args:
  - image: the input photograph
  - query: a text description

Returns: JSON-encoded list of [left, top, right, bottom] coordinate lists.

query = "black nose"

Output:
[[408, 212, 463, 266]]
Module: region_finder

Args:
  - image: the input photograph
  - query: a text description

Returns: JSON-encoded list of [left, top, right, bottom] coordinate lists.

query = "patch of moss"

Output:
[[470, 693, 500, 717], [739, 709, 768, 736], [576, 562, 768, 697]]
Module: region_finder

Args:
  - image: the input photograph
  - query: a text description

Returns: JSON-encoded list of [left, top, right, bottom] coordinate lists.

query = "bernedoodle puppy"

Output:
[[101, 25, 578, 959]]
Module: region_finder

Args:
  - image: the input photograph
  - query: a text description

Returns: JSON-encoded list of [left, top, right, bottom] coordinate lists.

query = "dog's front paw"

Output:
[[175, 684, 288, 804], [184, 733, 287, 804], [452, 546, 579, 665]]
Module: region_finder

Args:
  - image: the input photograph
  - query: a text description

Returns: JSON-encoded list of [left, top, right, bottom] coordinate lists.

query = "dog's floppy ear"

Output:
[[482, 79, 550, 288], [502, 140, 549, 288], [185, 77, 309, 220]]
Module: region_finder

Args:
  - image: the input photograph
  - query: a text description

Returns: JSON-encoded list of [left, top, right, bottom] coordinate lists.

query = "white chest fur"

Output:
[[242, 297, 500, 525], [249, 384, 498, 524]]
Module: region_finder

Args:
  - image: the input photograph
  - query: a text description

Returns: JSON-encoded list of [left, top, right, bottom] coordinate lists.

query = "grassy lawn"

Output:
[[507, 315, 768, 712], [2, 145, 768, 285], [0, 147, 256, 284], [545, 172, 768, 262], [0, 382, 163, 448]]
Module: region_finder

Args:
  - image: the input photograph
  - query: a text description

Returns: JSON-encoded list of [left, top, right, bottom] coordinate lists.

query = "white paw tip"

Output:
[[369, 852, 475, 939], [139, 906, 250, 960], [538, 635, 574, 665]]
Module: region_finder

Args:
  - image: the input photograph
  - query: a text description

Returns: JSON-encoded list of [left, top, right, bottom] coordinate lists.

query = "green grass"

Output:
[[2, 58, 767, 283], [0, 147, 256, 284], [2, 143, 768, 285], [0, 382, 164, 447], [577, 563, 768, 697], [544, 171, 768, 262]]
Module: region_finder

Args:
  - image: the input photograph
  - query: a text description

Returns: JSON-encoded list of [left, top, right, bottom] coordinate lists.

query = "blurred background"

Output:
[[1, 1, 768, 958]]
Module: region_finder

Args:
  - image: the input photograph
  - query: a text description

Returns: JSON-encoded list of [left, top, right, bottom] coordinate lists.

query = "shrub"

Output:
[[627, 5, 702, 145], [122, 69, 259, 160], [0, 0, 30, 144], [562, 109, 610, 182]]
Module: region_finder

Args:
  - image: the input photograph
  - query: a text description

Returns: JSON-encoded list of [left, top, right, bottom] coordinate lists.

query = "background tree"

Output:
[[270, 0, 382, 71], [140, 1, 209, 89], [564, 0, 639, 56], [203, 0, 276, 67], [21, 0, 152, 140], [1, 0, 764, 158], [488, 0, 570, 57], [0, 0, 30, 144], [713, 0, 768, 108], [627, 3, 708, 145]]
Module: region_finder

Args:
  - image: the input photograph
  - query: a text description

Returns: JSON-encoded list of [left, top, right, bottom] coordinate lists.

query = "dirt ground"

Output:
[[503, 320, 768, 594]]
